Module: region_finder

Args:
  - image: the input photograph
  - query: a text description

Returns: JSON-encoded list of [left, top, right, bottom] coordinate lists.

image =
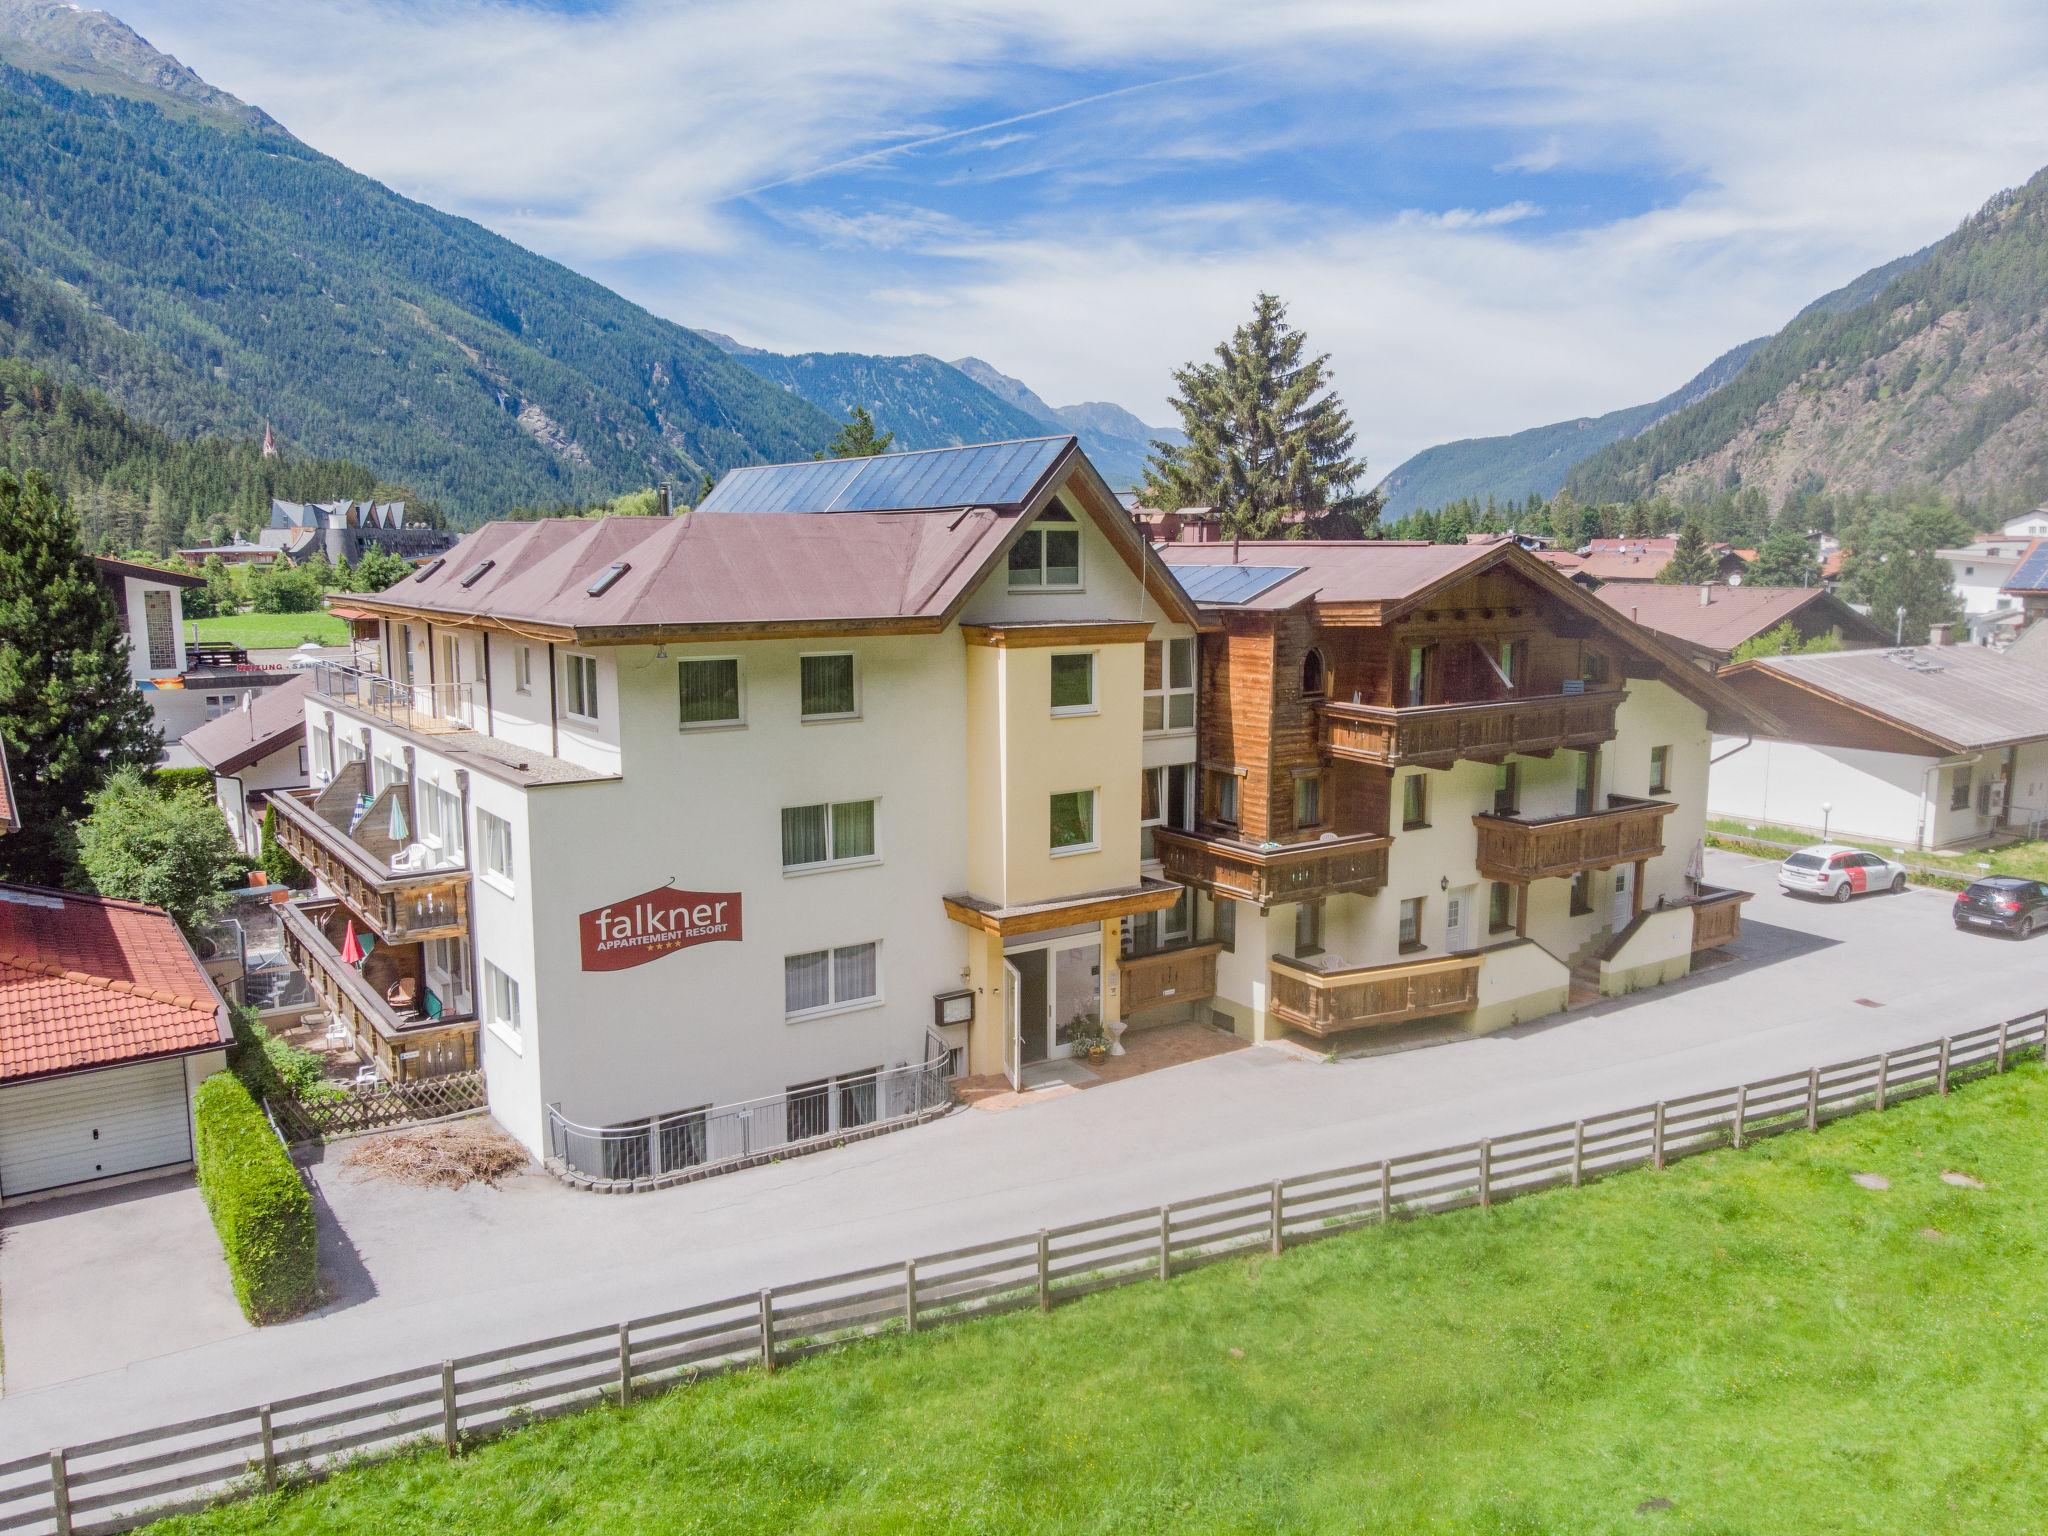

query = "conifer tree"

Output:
[[1144, 293, 1375, 539], [0, 470, 162, 883], [1657, 522, 1722, 585], [1749, 523, 1818, 587], [817, 406, 894, 460]]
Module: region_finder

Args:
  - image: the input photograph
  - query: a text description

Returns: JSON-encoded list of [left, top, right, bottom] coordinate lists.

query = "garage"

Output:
[[0, 1058, 195, 1199]]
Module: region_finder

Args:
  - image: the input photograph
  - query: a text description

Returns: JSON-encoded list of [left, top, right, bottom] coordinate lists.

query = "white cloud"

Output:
[[115, 0, 2048, 471]]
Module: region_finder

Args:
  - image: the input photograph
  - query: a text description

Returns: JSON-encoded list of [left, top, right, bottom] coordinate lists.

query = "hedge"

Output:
[[193, 1071, 319, 1323]]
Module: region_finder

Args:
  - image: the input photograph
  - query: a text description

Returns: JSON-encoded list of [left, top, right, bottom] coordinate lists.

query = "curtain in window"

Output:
[[832, 942, 877, 1003], [679, 659, 739, 724], [838, 1072, 878, 1128], [831, 801, 875, 860], [801, 655, 855, 716], [784, 950, 831, 1013], [781, 805, 829, 866]]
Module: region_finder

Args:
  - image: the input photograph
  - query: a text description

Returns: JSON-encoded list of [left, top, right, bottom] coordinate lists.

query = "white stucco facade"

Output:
[[1709, 736, 2048, 849]]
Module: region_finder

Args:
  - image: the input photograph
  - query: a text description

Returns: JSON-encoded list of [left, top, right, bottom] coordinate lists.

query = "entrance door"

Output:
[[1005, 936, 1102, 1065], [1003, 960, 1024, 1091], [1011, 951, 1050, 1067], [1610, 866, 1633, 927], [1051, 940, 1102, 1059], [1444, 888, 1474, 953]]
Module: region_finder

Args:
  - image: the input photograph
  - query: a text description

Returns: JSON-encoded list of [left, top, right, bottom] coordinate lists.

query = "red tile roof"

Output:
[[0, 884, 227, 1084]]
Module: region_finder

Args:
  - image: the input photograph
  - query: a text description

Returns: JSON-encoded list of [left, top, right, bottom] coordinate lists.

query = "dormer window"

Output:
[[1007, 505, 1082, 590]]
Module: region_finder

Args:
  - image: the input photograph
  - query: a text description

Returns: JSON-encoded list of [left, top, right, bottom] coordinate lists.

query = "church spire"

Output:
[[261, 420, 277, 459]]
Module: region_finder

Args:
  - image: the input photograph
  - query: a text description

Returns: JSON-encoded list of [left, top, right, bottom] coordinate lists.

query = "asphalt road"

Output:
[[2, 850, 2040, 1455]]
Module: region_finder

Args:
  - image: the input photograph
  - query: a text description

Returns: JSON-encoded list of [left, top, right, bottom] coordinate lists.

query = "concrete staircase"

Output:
[[1565, 928, 1614, 1009]]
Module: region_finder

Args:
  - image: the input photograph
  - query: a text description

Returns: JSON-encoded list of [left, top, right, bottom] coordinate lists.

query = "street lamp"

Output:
[[1821, 801, 1833, 840]]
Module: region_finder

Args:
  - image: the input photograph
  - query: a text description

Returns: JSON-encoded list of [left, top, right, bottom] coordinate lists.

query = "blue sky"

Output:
[[123, 0, 2048, 476]]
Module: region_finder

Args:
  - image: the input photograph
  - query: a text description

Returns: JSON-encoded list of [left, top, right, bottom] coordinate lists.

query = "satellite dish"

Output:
[[1727, 572, 1744, 586]]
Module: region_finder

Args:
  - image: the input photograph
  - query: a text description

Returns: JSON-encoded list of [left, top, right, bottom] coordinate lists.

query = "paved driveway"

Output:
[[0, 1173, 245, 1395], [2, 851, 2040, 1453]]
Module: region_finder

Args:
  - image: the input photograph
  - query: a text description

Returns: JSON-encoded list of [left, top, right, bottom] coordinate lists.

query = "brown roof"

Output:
[[1724, 644, 2048, 753], [92, 556, 205, 590], [0, 884, 228, 1084], [181, 672, 314, 775], [1591, 583, 1889, 658]]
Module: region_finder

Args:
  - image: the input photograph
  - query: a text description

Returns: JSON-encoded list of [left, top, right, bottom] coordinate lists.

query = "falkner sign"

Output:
[[580, 884, 742, 971]]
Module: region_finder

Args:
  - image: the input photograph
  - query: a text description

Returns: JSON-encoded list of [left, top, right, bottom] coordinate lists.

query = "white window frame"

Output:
[[561, 651, 601, 724], [1050, 787, 1098, 856], [783, 941, 883, 1021], [514, 644, 533, 694], [372, 753, 406, 797], [203, 693, 237, 721], [677, 655, 745, 730], [308, 724, 332, 784], [483, 960, 522, 1051], [417, 779, 464, 861], [1050, 651, 1096, 716], [781, 798, 881, 875], [477, 807, 514, 892], [1006, 506, 1084, 591], [297, 745, 309, 777], [798, 652, 860, 723]]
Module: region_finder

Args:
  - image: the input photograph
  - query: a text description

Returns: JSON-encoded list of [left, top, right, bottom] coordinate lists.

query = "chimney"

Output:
[[1698, 584, 1712, 607], [1929, 622, 1955, 647], [655, 483, 673, 517], [1630, 605, 1639, 625]]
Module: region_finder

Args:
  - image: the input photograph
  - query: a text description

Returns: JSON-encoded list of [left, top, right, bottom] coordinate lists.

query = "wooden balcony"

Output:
[[1119, 942, 1221, 1014], [279, 899, 478, 1083], [1267, 952, 1481, 1036], [268, 768, 469, 944], [1473, 795, 1676, 883], [1318, 689, 1623, 769], [1688, 885, 1750, 951], [1153, 827, 1390, 910]]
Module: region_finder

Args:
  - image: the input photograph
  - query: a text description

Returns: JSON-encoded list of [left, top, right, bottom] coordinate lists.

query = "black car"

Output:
[[1953, 876, 2048, 938]]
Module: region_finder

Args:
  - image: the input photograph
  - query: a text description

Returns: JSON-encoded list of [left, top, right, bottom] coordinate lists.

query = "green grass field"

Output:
[[149, 1065, 2048, 1534], [190, 611, 349, 650], [1708, 815, 2048, 883]]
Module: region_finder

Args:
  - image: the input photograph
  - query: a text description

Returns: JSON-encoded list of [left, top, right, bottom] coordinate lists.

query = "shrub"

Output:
[[74, 767, 244, 930], [230, 1005, 329, 1101], [259, 803, 311, 889], [192, 1070, 318, 1323]]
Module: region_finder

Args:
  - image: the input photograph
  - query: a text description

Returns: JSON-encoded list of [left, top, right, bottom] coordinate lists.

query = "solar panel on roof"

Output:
[[1166, 563, 1303, 606], [696, 437, 1070, 514], [2006, 542, 2048, 593]]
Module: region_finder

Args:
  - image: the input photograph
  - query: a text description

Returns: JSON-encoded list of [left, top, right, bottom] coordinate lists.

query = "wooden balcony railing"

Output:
[[1267, 951, 1482, 1036], [1689, 885, 1750, 951], [1153, 828, 1391, 909], [1472, 795, 1676, 883], [279, 899, 478, 1083], [1318, 689, 1623, 769], [269, 783, 470, 944], [1119, 942, 1222, 1014]]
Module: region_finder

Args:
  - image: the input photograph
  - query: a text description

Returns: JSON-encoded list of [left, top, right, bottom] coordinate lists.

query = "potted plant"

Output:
[[1065, 1010, 1112, 1061]]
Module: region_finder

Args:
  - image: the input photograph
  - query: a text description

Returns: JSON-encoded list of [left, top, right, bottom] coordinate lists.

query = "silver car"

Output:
[[1778, 844, 1908, 902]]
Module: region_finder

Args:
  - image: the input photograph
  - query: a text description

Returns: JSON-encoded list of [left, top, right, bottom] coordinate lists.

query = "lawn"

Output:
[[151, 1067, 2048, 1534], [1708, 815, 2048, 884], [190, 610, 349, 650]]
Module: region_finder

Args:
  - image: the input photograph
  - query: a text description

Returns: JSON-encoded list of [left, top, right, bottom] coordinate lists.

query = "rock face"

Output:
[[0, 0, 282, 132]]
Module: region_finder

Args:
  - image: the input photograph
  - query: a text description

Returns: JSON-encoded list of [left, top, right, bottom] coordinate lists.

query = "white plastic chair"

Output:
[[352, 1063, 380, 1088]]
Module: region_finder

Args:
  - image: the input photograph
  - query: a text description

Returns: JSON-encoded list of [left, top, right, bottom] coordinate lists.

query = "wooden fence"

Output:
[[270, 1071, 487, 1143], [5, 1008, 2043, 1536]]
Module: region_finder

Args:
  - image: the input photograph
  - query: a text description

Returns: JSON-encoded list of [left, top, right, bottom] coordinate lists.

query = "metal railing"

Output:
[[313, 661, 475, 734], [547, 1055, 955, 1187]]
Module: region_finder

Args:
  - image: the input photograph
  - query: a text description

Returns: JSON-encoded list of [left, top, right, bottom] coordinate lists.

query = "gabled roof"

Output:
[[698, 437, 1070, 514], [336, 438, 1202, 640], [1591, 583, 1889, 658], [0, 883, 228, 1084], [2003, 541, 2048, 595], [1722, 644, 2048, 754], [91, 556, 205, 591], [181, 672, 314, 775]]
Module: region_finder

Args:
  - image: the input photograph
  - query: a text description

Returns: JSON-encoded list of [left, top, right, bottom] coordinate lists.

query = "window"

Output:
[[781, 799, 878, 870], [297, 745, 309, 777], [678, 657, 742, 728], [1402, 773, 1429, 829], [1209, 768, 1240, 827], [1500, 639, 1525, 690], [1294, 772, 1323, 829], [561, 652, 600, 722], [784, 1068, 883, 1141], [483, 960, 521, 1042], [1144, 638, 1196, 731], [1301, 647, 1327, 697], [203, 694, 237, 720], [1125, 888, 1194, 957], [784, 941, 881, 1018], [1050, 652, 1095, 714], [372, 754, 406, 796], [478, 808, 514, 888], [1050, 789, 1097, 853], [396, 625, 414, 684], [1583, 652, 1610, 685], [1398, 897, 1425, 953], [1950, 766, 1973, 812], [1295, 900, 1325, 958], [838, 1069, 880, 1130], [1140, 764, 1193, 860], [799, 653, 858, 720], [1214, 897, 1236, 953], [308, 724, 331, 783], [1493, 762, 1520, 817], [1649, 745, 1672, 795], [1575, 750, 1598, 815], [142, 588, 176, 670], [1569, 871, 1593, 916], [419, 780, 463, 860], [1007, 505, 1082, 589], [1405, 644, 1436, 706], [1489, 881, 1514, 933], [514, 645, 533, 693], [787, 1079, 830, 1142]]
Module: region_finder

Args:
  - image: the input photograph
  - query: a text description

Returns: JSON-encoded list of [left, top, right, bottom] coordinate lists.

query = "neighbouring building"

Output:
[[176, 536, 282, 568], [2000, 507, 2048, 539], [182, 672, 314, 856], [2002, 541, 2048, 628], [1575, 537, 1751, 585], [1137, 539, 1770, 1048], [272, 437, 1206, 1179], [260, 499, 458, 567], [1592, 583, 1889, 669], [0, 744, 231, 1202], [1936, 536, 2039, 644], [94, 557, 303, 750], [1713, 641, 2048, 848]]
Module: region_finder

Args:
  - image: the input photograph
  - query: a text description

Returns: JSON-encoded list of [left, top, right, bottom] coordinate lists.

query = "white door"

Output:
[[1003, 960, 1023, 1092], [0, 1059, 192, 1198], [1611, 866, 1633, 927], [1445, 888, 1474, 953]]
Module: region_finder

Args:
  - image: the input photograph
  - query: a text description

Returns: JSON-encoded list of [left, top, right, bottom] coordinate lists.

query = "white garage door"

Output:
[[0, 1059, 193, 1198]]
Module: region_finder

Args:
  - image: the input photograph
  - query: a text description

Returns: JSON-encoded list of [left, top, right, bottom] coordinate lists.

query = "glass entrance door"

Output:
[[1050, 940, 1102, 1059], [1006, 936, 1104, 1063]]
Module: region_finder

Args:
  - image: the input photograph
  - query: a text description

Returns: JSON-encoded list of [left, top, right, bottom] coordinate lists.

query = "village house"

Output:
[[260, 498, 458, 567], [1591, 582, 1888, 669], [1132, 539, 1770, 1044], [182, 672, 314, 857], [273, 438, 1205, 1181], [1574, 537, 1751, 585]]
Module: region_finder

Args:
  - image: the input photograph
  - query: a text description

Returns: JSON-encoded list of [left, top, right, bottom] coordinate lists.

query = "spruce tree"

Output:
[[1143, 293, 1375, 539], [817, 406, 894, 460], [0, 470, 162, 884], [1657, 522, 1722, 585], [1749, 523, 1819, 587]]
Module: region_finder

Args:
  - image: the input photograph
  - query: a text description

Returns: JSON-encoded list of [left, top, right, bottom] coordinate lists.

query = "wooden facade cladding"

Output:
[[269, 780, 471, 944], [1118, 942, 1222, 1014], [1318, 689, 1624, 770], [1689, 886, 1750, 951], [1266, 952, 1481, 1036], [280, 899, 478, 1082], [1472, 795, 1677, 883], [1152, 827, 1390, 909]]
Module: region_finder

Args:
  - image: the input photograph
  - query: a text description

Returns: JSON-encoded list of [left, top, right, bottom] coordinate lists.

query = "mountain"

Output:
[[950, 357, 1180, 489], [1562, 176, 2048, 510], [0, 8, 836, 522]]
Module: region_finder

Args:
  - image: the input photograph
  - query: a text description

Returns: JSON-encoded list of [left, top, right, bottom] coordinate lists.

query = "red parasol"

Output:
[[339, 919, 364, 966]]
